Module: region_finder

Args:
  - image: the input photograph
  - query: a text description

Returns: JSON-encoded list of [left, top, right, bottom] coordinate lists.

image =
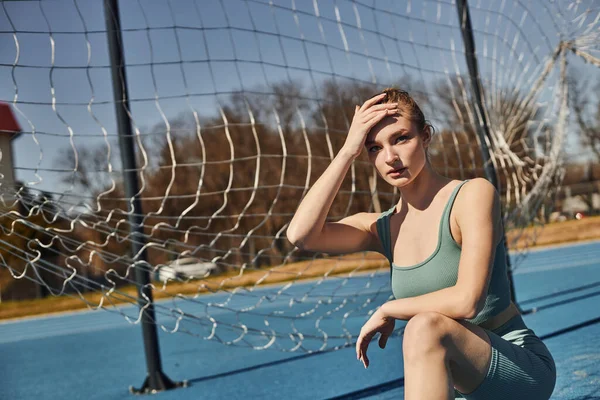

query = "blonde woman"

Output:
[[286, 89, 555, 399]]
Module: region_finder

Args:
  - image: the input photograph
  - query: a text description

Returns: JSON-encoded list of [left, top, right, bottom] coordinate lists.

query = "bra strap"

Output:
[[376, 180, 469, 266], [376, 206, 396, 263], [441, 180, 470, 232]]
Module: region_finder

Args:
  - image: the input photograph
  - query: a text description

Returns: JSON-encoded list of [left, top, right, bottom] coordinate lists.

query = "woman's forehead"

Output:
[[367, 115, 413, 141]]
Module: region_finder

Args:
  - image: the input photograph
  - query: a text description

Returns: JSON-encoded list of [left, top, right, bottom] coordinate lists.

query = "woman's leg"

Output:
[[402, 312, 492, 400]]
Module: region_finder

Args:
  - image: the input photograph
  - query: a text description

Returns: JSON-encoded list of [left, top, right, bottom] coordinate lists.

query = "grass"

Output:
[[506, 215, 600, 250], [1, 215, 599, 322]]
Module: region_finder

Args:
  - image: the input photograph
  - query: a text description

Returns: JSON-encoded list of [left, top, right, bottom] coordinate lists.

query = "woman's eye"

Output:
[[395, 135, 408, 143], [368, 146, 380, 153]]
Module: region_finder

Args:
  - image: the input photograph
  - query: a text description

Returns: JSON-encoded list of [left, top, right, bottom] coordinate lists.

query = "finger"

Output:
[[359, 93, 386, 112], [378, 333, 388, 349], [359, 337, 371, 368], [357, 338, 366, 362], [362, 103, 398, 113], [369, 103, 399, 112], [359, 350, 366, 368], [359, 104, 398, 121], [364, 109, 397, 128], [362, 106, 398, 121], [361, 344, 370, 368], [357, 103, 398, 118]]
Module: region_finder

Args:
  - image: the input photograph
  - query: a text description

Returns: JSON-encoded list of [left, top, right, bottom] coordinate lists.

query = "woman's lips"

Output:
[[388, 167, 407, 175]]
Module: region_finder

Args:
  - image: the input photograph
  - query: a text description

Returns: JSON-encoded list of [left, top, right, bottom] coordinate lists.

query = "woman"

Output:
[[286, 89, 556, 399]]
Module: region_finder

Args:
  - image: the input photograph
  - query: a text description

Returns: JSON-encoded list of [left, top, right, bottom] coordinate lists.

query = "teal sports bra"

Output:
[[376, 180, 511, 325]]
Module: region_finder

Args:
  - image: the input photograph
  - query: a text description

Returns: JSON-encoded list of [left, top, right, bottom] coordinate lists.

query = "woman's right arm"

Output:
[[286, 93, 397, 254], [286, 149, 375, 254]]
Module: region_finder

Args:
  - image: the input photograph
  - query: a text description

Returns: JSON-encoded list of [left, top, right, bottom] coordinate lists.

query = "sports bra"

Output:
[[375, 180, 511, 325]]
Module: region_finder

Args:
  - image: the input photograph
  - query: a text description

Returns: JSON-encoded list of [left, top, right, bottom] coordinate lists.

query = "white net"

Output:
[[0, 0, 598, 351]]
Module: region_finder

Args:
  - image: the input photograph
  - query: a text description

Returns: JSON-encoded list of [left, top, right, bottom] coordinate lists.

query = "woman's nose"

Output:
[[385, 149, 400, 164]]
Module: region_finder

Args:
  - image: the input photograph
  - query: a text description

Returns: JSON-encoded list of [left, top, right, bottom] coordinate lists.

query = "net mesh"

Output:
[[0, 0, 598, 351]]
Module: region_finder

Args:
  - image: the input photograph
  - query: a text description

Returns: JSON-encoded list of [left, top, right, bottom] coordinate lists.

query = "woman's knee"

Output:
[[403, 312, 450, 359]]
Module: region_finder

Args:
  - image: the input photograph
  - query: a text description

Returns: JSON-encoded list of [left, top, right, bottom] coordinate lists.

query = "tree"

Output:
[[55, 143, 118, 199], [567, 69, 600, 212], [49, 75, 567, 289], [569, 71, 600, 161], [0, 188, 70, 300]]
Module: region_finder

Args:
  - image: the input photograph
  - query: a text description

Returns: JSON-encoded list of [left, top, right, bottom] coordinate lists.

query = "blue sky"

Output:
[[0, 0, 597, 198]]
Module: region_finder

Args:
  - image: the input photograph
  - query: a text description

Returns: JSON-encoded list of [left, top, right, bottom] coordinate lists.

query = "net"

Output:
[[0, 0, 598, 352]]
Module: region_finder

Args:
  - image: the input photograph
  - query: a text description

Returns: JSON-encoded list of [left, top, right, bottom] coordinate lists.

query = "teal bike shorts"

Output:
[[454, 315, 556, 400]]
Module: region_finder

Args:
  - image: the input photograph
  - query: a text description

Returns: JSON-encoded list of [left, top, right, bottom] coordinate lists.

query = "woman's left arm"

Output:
[[380, 178, 503, 321]]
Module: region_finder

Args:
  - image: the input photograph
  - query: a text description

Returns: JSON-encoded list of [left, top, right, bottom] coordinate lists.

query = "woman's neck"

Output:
[[397, 164, 451, 212]]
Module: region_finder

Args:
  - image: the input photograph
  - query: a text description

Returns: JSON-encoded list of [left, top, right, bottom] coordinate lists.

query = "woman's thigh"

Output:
[[402, 312, 493, 394], [403, 312, 555, 400], [455, 316, 556, 400]]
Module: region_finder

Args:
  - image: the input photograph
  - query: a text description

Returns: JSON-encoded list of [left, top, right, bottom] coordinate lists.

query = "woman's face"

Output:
[[364, 114, 430, 187]]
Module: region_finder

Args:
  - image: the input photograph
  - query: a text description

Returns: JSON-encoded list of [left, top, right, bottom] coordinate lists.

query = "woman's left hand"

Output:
[[356, 308, 395, 368]]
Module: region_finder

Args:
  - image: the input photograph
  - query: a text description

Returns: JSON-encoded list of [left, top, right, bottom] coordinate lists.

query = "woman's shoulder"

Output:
[[453, 178, 504, 243], [456, 178, 498, 202], [352, 212, 388, 254], [453, 178, 501, 224], [357, 211, 390, 226], [343, 211, 391, 237], [341, 211, 384, 229]]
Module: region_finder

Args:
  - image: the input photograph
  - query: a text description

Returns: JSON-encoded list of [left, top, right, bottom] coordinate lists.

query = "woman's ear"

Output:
[[421, 125, 433, 146]]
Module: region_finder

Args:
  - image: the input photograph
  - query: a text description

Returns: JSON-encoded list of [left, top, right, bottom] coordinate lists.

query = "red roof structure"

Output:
[[0, 102, 22, 140]]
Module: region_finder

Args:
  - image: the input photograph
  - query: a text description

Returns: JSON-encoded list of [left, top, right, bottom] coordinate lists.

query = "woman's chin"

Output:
[[385, 175, 411, 187]]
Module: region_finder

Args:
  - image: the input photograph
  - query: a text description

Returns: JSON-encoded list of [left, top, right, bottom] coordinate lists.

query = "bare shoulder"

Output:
[[459, 178, 498, 201], [454, 178, 503, 238], [339, 211, 383, 235], [363, 211, 387, 253], [335, 211, 386, 252], [454, 178, 499, 213]]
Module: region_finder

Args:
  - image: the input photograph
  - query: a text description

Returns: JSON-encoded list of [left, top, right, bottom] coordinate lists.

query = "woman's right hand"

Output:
[[341, 93, 398, 159]]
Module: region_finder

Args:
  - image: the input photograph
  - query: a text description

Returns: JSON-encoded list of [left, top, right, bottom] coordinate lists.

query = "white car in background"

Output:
[[158, 257, 218, 282]]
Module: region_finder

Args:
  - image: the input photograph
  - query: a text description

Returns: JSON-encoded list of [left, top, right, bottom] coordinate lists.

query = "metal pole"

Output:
[[103, 0, 185, 393], [455, 0, 520, 308]]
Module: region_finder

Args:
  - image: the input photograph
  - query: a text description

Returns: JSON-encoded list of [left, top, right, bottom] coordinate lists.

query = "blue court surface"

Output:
[[1, 241, 599, 400]]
